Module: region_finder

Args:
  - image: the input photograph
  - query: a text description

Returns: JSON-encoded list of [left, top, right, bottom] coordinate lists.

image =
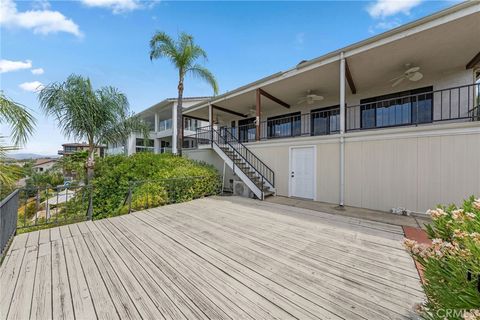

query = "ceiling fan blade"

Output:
[[312, 95, 324, 101], [391, 77, 405, 87], [408, 72, 423, 82], [297, 97, 307, 105], [405, 66, 420, 74], [390, 75, 404, 82]]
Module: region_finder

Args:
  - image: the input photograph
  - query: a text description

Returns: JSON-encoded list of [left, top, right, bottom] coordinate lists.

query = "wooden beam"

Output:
[[345, 59, 357, 94], [466, 52, 480, 69], [182, 114, 209, 122], [211, 104, 248, 118], [256, 89, 261, 141], [258, 89, 290, 109]]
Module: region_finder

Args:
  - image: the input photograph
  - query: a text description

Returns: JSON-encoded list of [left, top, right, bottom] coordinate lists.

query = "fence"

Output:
[[0, 176, 220, 237], [0, 190, 19, 260]]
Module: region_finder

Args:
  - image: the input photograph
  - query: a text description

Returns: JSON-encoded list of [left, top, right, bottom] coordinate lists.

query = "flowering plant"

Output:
[[404, 196, 480, 320]]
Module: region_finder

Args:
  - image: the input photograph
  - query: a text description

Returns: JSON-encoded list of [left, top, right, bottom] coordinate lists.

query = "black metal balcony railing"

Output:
[[237, 83, 479, 142], [185, 83, 479, 146], [346, 83, 480, 131]]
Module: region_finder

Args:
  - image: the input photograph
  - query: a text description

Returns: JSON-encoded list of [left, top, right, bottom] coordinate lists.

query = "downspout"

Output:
[[339, 52, 346, 207]]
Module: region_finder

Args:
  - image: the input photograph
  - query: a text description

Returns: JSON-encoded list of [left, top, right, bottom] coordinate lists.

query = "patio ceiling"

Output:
[[185, 8, 480, 119]]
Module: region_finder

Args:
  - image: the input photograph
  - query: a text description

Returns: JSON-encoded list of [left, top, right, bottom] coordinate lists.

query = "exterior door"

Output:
[[290, 147, 315, 199]]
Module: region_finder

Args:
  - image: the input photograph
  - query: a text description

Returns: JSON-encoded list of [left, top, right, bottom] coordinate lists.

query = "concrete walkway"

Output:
[[266, 196, 431, 229]]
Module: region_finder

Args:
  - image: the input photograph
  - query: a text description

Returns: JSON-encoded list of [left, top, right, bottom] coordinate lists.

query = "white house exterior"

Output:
[[107, 97, 210, 156], [183, 1, 480, 213], [32, 158, 58, 173]]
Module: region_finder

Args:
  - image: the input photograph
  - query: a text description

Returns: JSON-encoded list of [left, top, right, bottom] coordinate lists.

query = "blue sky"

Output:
[[1, 0, 456, 155]]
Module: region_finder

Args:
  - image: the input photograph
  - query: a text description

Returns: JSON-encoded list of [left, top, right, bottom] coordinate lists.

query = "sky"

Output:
[[1, 0, 457, 155]]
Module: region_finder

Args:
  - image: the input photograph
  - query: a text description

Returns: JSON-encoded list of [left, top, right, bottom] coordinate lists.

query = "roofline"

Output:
[[136, 96, 211, 117], [185, 0, 479, 112]]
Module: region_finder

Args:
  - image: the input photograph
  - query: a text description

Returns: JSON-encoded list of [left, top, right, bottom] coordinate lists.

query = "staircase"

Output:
[[210, 127, 275, 200]]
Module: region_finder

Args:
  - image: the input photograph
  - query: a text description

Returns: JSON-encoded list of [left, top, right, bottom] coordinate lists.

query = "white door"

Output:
[[290, 147, 315, 199]]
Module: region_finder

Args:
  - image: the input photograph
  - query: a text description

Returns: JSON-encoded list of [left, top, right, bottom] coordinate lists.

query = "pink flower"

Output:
[[463, 309, 480, 320], [473, 199, 480, 210], [428, 208, 447, 219]]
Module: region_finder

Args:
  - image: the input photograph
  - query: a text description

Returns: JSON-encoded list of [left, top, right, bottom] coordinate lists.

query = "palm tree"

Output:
[[149, 31, 218, 155], [0, 92, 36, 188], [38, 74, 148, 183]]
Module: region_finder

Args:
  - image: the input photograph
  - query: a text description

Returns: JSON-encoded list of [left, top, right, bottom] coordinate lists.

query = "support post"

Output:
[[154, 112, 159, 132], [172, 103, 178, 154], [256, 89, 261, 141], [209, 103, 213, 146], [339, 52, 346, 207]]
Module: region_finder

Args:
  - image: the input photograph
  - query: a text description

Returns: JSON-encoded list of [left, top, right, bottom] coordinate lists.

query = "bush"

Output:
[[91, 153, 221, 218], [404, 196, 480, 320]]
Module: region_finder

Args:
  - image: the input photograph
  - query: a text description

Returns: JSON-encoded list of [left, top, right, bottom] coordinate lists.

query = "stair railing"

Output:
[[211, 127, 275, 189]]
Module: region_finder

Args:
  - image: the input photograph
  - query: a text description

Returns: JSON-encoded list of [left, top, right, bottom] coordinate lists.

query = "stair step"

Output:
[[263, 191, 274, 197]]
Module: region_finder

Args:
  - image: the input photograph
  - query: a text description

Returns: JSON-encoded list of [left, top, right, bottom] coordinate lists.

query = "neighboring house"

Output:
[[32, 158, 58, 173], [58, 143, 106, 158], [107, 97, 210, 155], [183, 1, 480, 213]]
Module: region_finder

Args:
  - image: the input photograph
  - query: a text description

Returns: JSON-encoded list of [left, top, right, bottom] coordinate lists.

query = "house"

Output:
[[58, 143, 106, 157], [32, 158, 58, 173], [182, 1, 480, 214], [107, 97, 210, 155]]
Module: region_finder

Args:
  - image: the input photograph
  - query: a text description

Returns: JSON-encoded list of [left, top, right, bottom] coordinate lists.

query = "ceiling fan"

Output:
[[390, 64, 423, 87], [297, 90, 324, 105]]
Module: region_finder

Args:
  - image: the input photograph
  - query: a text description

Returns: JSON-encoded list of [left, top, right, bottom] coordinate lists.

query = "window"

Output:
[[135, 138, 154, 153], [360, 86, 433, 129], [238, 118, 256, 142], [310, 106, 340, 136], [267, 112, 301, 139]]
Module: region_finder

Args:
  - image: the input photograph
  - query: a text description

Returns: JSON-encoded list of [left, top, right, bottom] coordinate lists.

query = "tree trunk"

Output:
[[86, 147, 95, 185], [177, 79, 184, 156]]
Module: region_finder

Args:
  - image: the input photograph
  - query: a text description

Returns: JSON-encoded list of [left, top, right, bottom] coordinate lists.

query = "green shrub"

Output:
[[91, 153, 221, 218], [405, 196, 480, 320]]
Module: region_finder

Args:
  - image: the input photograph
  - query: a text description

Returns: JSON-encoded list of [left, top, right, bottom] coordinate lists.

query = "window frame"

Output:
[[310, 105, 340, 136], [266, 111, 301, 139], [360, 86, 433, 129]]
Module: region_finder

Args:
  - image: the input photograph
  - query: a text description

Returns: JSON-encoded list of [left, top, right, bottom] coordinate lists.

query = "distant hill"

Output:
[[8, 153, 60, 160]]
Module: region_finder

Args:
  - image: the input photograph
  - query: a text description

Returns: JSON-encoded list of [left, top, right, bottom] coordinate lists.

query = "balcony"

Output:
[[210, 83, 479, 143]]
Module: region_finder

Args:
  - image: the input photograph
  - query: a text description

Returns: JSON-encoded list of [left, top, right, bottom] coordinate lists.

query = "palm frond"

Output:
[[0, 92, 36, 145], [149, 31, 180, 63], [187, 64, 219, 95], [0, 138, 22, 188]]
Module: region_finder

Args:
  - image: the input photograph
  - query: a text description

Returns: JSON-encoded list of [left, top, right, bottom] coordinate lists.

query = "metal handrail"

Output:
[[211, 127, 275, 188]]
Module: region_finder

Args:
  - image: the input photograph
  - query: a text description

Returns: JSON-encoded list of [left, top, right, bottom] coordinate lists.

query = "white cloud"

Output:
[[19, 81, 45, 92], [31, 68, 44, 75], [0, 59, 32, 73], [367, 0, 423, 18], [368, 18, 402, 33], [81, 0, 140, 13], [0, 0, 82, 37]]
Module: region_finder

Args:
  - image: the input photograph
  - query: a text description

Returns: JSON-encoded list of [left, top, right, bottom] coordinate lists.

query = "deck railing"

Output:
[[1, 190, 19, 260], [189, 83, 479, 143], [346, 83, 480, 131], [16, 185, 93, 231], [2, 176, 221, 235]]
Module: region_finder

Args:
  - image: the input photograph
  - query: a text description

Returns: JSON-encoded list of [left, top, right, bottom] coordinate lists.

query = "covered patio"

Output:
[[1, 196, 424, 320], [184, 4, 479, 142]]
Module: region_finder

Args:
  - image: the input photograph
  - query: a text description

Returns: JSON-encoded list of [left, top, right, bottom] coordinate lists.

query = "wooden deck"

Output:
[[1, 196, 424, 320]]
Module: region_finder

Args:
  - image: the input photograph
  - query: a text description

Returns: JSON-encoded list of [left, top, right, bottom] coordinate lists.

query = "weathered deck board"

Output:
[[0, 196, 423, 320]]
